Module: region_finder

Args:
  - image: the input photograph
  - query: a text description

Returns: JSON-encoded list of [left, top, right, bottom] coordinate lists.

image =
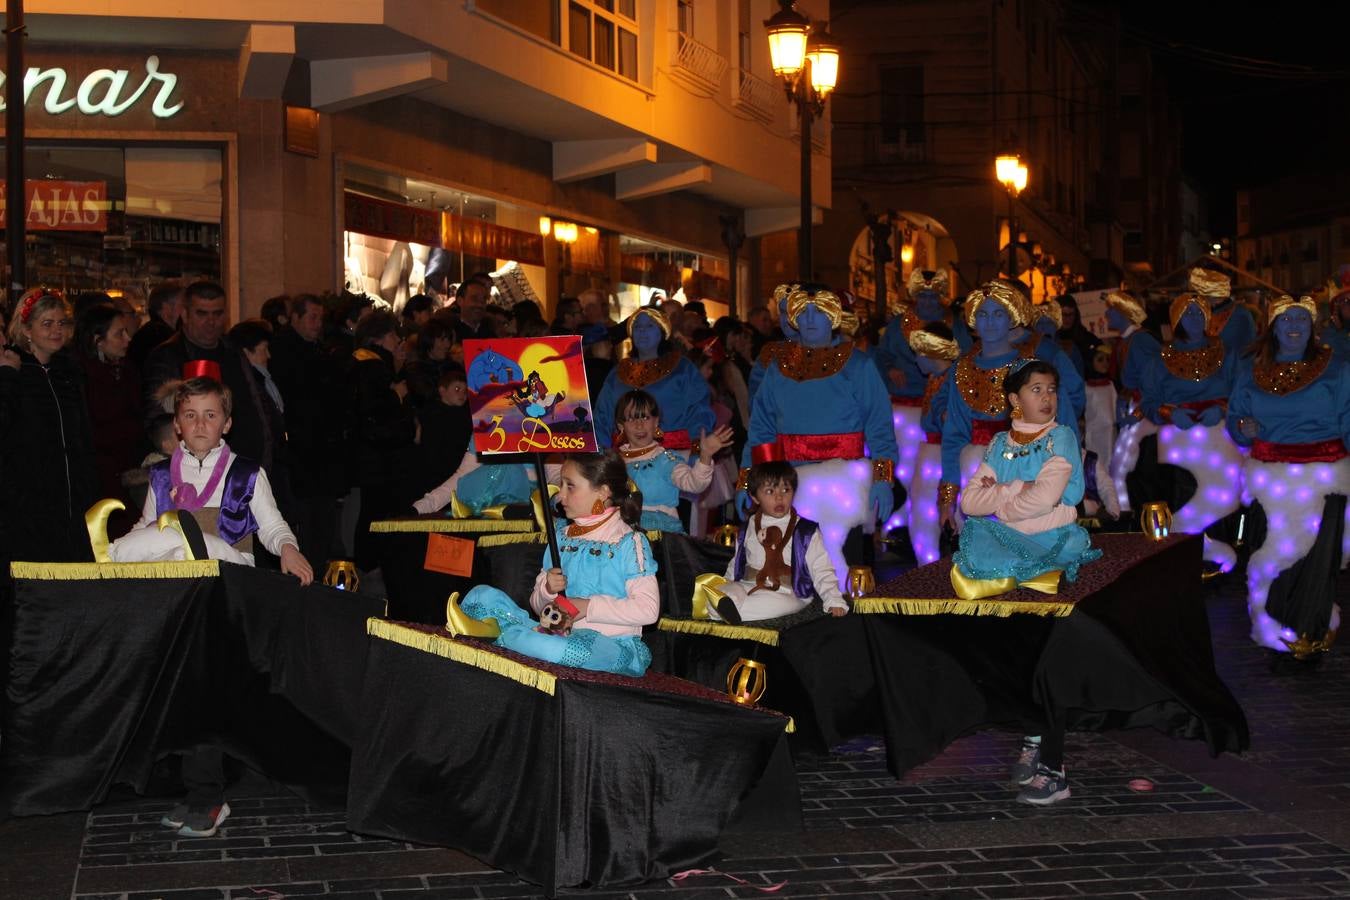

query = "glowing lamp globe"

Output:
[[764, 1, 809, 78], [806, 29, 840, 96], [995, 153, 1021, 188]]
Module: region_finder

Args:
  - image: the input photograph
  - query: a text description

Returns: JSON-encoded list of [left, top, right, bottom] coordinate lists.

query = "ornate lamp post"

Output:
[[765, 1, 839, 280], [995, 152, 1028, 279]]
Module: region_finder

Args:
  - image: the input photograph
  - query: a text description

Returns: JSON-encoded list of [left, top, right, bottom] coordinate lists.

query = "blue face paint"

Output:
[[1178, 303, 1206, 342], [914, 292, 945, 322], [1274, 307, 1312, 359], [631, 314, 663, 356], [778, 298, 800, 341], [974, 302, 1012, 347], [1105, 306, 1130, 334], [1035, 315, 1057, 338], [915, 355, 947, 377], [796, 303, 834, 348]]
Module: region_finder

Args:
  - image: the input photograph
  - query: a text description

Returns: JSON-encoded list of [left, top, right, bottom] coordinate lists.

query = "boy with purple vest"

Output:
[[711, 460, 846, 624], [111, 376, 312, 583]]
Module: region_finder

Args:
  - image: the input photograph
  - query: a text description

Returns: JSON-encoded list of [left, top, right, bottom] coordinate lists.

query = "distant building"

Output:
[[1235, 170, 1350, 294]]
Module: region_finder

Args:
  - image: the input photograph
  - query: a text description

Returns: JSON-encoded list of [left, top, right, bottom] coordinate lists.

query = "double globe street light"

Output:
[[765, 0, 839, 280]]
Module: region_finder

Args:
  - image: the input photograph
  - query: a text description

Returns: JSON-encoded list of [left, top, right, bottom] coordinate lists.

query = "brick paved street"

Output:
[[7, 575, 1350, 900]]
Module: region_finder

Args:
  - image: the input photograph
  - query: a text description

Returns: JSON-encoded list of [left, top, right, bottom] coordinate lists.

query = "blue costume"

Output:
[[460, 518, 657, 677], [874, 310, 931, 400], [593, 352, 714, 451], [953, 425, 1101, 585], [1208, 299, 1258, 354], [622, 445, 712, 533]]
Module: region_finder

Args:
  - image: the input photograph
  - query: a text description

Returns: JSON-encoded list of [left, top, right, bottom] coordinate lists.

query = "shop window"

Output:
[[1, 144, 222, 297], [561, 0, 639, 81]]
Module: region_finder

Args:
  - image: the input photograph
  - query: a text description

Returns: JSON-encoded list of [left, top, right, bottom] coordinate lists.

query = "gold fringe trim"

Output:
[[657, 617, 781, 647], [366, 618, 556, 696], [476, 529, 668, 549], [9, 560, 220, 580], [853, 596, 1075, 618], [369, 519, 536, 534]]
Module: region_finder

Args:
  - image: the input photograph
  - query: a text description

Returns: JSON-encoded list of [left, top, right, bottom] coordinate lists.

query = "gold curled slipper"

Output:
[[444, 591, 501, 639]]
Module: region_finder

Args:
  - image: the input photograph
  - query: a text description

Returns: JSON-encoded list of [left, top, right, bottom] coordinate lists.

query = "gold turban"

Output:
[[1169, 292, 1210, 335], [1267, 293, 1318, 325], [907, 268, 951, 304], [1189, 267, 1231, 299], [626, 306, 671, 339], [908, 327, 960, 361], [778, 283, 843, 330], [1104, 290, 1147, 326], [965, 279, 1031, 329], [1031, 299, 1062, 329]]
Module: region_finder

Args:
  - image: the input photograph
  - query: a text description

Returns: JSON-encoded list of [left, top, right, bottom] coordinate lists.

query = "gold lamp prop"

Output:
[[1139, 502, 1172, 542], [324, 560, 360, 592], [713, 523, 740, 548], [726, 656, 768, 706], [845, 565, 875, 600]]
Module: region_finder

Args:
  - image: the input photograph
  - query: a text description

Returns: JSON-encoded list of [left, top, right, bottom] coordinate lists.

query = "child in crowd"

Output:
[[708, 460, 847, 624], [111, 377, 314, 585], [951, 359, 1101, 806], [614, 389, 733, 532], [413, 368, 473, 499], [121, 413, 179, 512], [447, 451, 659, 676]]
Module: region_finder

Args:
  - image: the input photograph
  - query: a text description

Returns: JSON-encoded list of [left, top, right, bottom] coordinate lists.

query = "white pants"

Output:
[[887, 403, 925, 531], [110, 525, 254, 565], [1110, 419, 1158, 514], [1157, 423, 1245, 567], [711, 581, 809, 622], [908, 442, 944, 563], [791, 458, 873, 585]]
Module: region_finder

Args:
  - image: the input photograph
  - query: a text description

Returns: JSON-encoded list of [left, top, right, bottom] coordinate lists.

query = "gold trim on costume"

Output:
[[366, 617, 558, 695], [10, 560, 220, 580], [953, 344, 1035, 416], [1253, 344, 1332, 395], [1160, 339, 1224, 381], [657, 616, 782, 646], [776, 341, 853, 381], [853, 594, 1075, 617], [617, 349, 681, 387], [368, 518, 535, 534]]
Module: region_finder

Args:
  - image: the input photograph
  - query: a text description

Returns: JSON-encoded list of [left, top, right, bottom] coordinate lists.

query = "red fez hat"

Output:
[[182, 360, 223, 382]]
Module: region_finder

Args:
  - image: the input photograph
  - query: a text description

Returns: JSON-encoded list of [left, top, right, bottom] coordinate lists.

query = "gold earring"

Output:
[[591, 498, 606, 515], [1010, 399, 1023, 419]]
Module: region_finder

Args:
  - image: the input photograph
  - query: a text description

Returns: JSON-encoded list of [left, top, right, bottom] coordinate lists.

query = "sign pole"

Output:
[[533, 454, 561, 570], [5, 0, 26, 309]]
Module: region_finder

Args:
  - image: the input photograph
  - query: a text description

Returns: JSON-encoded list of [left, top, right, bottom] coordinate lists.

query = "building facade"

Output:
[[2, 0, 830, 320], [817, 0, 1181, 312], [1235, 170, 1350, 295]]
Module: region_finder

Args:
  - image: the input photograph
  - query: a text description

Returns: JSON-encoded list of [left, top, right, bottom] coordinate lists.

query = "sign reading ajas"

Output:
[[0, 55, 184, 119]]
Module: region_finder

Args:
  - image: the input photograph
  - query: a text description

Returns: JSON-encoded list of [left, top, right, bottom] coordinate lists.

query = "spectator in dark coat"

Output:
[[403, 319, 456, 408], [75, 303, 143, 536], [414, 368, 472, 499], [0, 289, 99, 564], [451, 274, 495, 343], [127, 282, 183, 372]]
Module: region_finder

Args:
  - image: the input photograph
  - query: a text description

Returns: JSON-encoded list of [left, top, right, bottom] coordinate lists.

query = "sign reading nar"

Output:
[[0, 180, 108, 232], [464, 336, 598, 455], [0, 55, 184, 118]]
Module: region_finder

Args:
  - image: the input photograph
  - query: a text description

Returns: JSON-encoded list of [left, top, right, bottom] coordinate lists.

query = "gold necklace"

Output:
[[619, 444, 657, 459], [565, 509, 617, 537], [1008, 423, 1053, 445]]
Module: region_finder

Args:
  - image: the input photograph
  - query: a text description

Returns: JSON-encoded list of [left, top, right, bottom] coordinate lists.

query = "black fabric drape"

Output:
[[1126, 433, 1197, 513], [0, 565, 383, 819], [1267, 494, 1348, 638], [347, 637, 789, 893]]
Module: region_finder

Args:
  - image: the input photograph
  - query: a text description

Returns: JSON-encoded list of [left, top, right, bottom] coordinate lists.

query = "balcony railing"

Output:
[[732, 67, 779, 124], [670, 32, 727, 95]]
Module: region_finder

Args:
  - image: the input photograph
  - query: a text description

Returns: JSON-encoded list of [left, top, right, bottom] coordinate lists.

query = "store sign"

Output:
[[0, 180, 108, 232], [345, 192, 442, 248], [0, 55, 184, 118]]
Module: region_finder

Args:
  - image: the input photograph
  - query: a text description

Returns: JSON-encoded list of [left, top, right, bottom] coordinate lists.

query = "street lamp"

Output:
[[996, 152, 1029, 279], [765, 1, 838, 280]]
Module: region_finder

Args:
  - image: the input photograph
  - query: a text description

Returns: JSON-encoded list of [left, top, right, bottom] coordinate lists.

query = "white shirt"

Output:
[[723, 512, 846, 612]]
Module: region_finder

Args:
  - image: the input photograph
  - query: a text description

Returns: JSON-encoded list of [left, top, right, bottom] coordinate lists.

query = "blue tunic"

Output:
[[874, 311, 928, 400], [1139, 338, 1235, 425], [456, 460, 534, 513], [1226, 351, 1350, 448], [953, 425, 1101, 583], [1324, 326, 1350, 364], [626, 447, 692, 533], [593, 353, 715, 450], [743, 346, 899, 469], [1210, 300, 1258, 354]]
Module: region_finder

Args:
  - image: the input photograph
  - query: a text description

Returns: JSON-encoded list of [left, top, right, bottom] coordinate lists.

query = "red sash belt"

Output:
[[925, 432, 942, 444], [1160, 398, 1227, 425], [659, 429, 692, 451], [1251, 438, 1347, 464], [752, 431, 865, 464], [971, 418, 1009, 446], [891, 396, 924, 408]]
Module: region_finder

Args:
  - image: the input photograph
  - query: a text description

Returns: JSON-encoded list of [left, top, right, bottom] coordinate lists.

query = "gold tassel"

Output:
[[476, 532, 549, 548], [657, 616, 781, 647], [366, 618, 557, 696], [9, 560, 220, 580], [368, 519, 534, 534], [852, 595, 1074, 618]]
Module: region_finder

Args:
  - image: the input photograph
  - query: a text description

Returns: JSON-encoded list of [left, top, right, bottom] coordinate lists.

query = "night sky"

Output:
[[1116, 1, 1350, 235]]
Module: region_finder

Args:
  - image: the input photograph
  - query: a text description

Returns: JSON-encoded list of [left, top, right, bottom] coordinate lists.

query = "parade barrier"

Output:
[[650, 533, 1249, 774]]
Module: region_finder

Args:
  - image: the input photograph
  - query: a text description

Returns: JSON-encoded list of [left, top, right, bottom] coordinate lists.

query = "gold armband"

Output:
[[872, 458, 895, 483], [737, 467, 750, 493], [938, 482, 959, 506]]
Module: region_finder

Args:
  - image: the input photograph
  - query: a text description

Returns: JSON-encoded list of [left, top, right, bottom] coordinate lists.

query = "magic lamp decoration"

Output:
[[726, 656, 768, 706], [1139, 502, 1172, 542], [324, 559, 360, 592]]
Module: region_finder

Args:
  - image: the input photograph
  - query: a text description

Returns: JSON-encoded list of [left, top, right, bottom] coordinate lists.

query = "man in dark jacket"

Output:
[[271, 294, 348, 564], [127, 282, 183, 372], [142, 281, 276, 473]]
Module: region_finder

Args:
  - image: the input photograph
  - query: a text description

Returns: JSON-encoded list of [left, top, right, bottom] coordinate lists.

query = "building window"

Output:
[[877, 65, 925, 162], [738, 0, 752, 71], [561, 0, 638, 81], [678, 0, 694, 38]]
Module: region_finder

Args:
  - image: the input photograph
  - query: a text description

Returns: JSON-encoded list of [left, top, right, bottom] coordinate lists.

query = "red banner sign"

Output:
[[0, 180, 108, 232], [344, 191, 442, 247], [465, 336, 598, 455]]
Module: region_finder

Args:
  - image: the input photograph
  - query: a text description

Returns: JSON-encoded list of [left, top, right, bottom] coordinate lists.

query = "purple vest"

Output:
[[732, 515, 820, 599], [148, 456, 261, 547]]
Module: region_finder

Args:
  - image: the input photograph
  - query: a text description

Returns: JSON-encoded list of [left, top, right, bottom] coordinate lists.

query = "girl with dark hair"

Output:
[[76, 303, 143, 531], [951, 357, 1100, 806], [448, 451, 659, 676]]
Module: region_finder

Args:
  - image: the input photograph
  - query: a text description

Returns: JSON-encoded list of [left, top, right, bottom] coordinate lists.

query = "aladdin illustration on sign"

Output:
[[464, 336, 598, 454]]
